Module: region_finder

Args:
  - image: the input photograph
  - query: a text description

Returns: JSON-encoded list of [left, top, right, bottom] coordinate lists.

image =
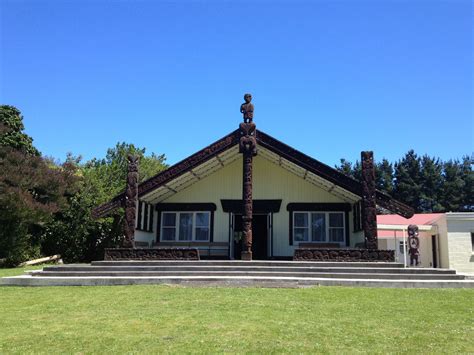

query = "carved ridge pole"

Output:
[[239, 93, 256, 261], [361, 151, 378, 249], [123, 154, 139, 248]]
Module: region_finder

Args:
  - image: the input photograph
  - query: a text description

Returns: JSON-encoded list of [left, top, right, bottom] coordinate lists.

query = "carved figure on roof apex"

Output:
[[240, 93, 254, 123]]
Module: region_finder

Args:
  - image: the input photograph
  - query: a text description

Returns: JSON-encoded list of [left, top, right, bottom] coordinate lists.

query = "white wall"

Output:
[[153, 154, 357, 257], [445, 214, 474, 274], [437, 216, 450, 269], [134, 210, 157, 247], [380, 232, 434, 268]]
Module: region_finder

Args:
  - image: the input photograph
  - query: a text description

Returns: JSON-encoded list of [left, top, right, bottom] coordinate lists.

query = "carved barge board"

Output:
[[93, 129, 414, 220], [293, 248, 395, 262], [104, 248, 200, 261]]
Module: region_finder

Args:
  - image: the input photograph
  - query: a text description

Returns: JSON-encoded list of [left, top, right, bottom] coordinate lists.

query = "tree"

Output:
[[335, 159, 361, 181], [337, 150, 472, 213], [460, 155, 474, 211], [0, 105, 40, 156], [441, 159, 465, 212], [84, 142, 167, 201], [393, 150, 422, 212], [0, 106, 79, 265], [419, 155, 443, 212], [376, 159, 394, 195], [41, 143, 167, 263], [0, 147, 78, 265], [336, 159, 354, 177]]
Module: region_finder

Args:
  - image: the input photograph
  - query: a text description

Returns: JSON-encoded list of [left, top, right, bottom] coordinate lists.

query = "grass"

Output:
[[0, 267, 473, 354], [0, 265, 45, 277]]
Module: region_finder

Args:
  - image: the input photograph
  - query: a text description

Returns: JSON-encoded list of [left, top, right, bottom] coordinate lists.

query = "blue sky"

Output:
[[1, 0, 472, 167]]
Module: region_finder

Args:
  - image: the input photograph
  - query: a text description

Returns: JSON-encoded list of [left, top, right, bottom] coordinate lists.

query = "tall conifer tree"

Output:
[[420, 155, 443, 212], [393, 150, 422, 211], [376, 159, 394, 195]]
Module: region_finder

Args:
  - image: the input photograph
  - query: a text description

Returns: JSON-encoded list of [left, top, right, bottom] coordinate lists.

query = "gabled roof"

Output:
[[92, 129, 415, 219]]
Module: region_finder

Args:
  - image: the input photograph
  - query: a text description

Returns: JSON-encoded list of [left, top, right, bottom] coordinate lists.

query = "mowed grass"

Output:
[[0, 265, 45, 277], [0, 267, 473, 354]]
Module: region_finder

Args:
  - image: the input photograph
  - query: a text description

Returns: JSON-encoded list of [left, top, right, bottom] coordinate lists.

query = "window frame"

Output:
[[160, 211, 211, 242], [292, 211, 346, 245], [136, 202, 154, 232]]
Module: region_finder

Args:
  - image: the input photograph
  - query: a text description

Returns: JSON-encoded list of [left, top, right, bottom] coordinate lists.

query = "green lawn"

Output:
[[1, 267, 473, 354], [0, 265, 45, 277]]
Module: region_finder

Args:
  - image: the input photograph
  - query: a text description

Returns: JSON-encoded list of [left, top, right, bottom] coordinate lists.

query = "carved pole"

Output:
[[239, 93, 256, 260], [361, 151, 378, 249], [123, 154, 139, 248]]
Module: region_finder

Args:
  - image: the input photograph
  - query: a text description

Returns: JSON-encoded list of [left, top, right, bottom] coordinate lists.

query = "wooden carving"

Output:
[[361, 151, 378, 249], [123, 154, 139, 248], [407, 224, 420, 266], [239, 94, 257, 260], [294, 248, 395, 262], [240, 93, 254, 123], [104, 248, 200, 260]]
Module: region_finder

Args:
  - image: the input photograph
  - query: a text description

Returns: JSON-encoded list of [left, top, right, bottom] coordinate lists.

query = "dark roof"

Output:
[[92, 129, 414, 219]]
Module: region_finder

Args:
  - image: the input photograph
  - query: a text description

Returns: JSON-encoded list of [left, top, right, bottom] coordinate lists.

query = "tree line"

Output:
[[0, 105, 472, 266], [335, 152, 473, 213], [0, 106, 167, 266]]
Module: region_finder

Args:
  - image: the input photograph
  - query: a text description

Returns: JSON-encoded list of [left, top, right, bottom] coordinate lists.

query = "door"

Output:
[[431, 235, 438, 268], [232, 214, 268, 260]]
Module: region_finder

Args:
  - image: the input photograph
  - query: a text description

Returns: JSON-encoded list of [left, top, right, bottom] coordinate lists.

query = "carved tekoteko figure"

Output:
[[123, 154, 139, 248], [407, 224, 420, 266], [240, 93, 254, 123]]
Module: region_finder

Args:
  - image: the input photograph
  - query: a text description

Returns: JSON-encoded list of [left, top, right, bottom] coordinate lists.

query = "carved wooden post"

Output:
[[361, 151, 378, 249], [239, 93, 256, 260], [407, 224, 420, 266], [123, 154, 139, 248]]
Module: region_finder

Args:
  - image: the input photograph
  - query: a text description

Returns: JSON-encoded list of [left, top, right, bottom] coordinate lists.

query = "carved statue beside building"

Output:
[[407, 224, 420, 266]]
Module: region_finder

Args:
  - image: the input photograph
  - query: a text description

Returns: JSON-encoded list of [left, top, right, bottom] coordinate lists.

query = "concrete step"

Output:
[[33, 270, 466, 280], [91, 260, 406, 268], [2, 275, 474, 288], [42, 265, 456, 274]]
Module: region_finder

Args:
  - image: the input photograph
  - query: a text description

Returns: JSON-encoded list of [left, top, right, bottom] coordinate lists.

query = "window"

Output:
[[471, 232, 474, 252], [136, 202, 154, 232], [161, 212, 211, 242], [399, 241, 406, 254], [329, 213, 344, 242], [292, 211, 345, 244]]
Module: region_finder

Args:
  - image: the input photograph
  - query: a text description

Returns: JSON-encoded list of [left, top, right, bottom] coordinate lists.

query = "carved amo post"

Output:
[[239, 93, 257, 261], [361, 151, 378, 250], [123, 154, 139, 248]]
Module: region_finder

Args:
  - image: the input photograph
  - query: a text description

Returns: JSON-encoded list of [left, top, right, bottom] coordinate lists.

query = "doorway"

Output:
[[232, 214, 269, 260], [431, 235, 438, 268]]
